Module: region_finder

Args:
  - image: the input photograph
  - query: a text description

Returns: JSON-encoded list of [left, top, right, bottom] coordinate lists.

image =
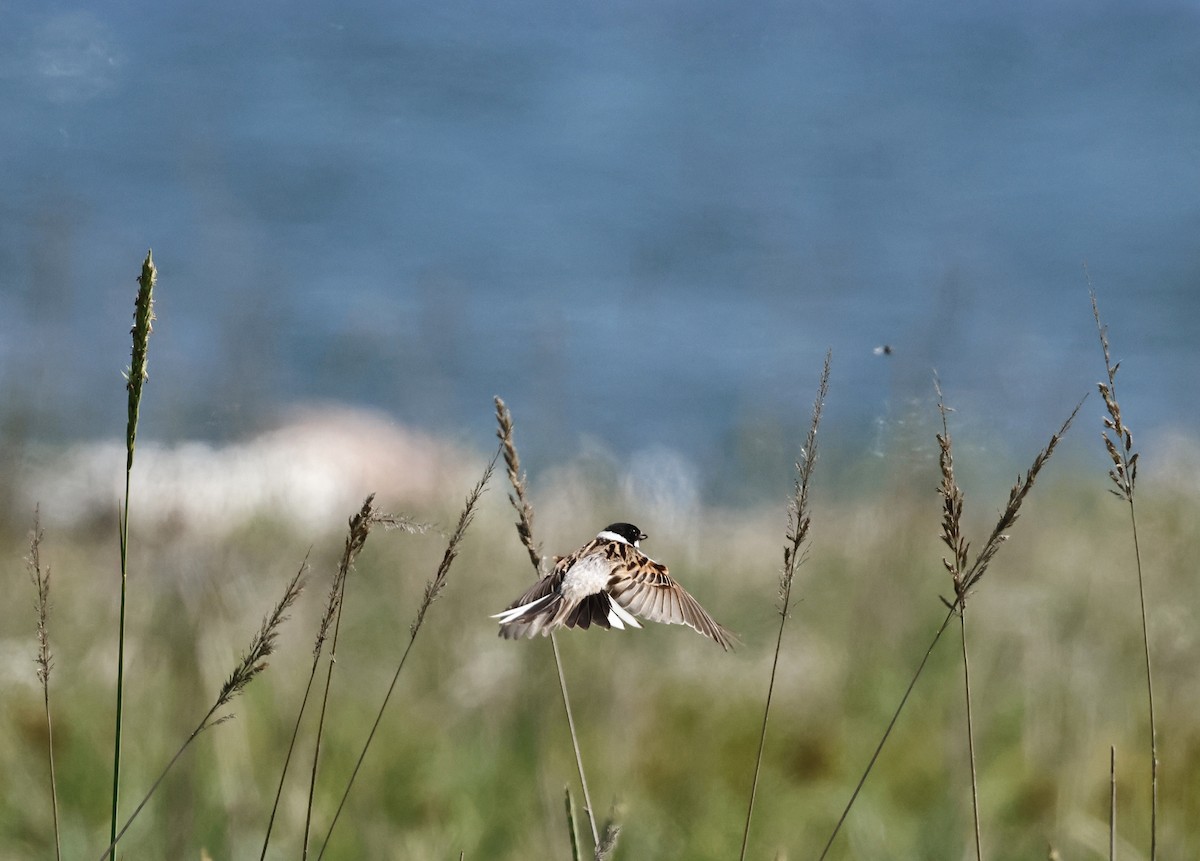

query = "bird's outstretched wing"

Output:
[[607, 549, 736, 650]]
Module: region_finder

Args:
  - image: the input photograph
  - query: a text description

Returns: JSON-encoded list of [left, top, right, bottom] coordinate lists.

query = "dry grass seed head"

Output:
[[27, 509, 53, 684], [215, 562, 307, 719], [779, 350, 831, 613], [958, 399, 1083, 597], [494, 396, 543, 574], [409, 450, 497, 638], [1090, 290, 1138, 500]]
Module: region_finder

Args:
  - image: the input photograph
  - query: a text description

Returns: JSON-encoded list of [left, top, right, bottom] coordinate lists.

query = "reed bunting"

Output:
[[493, 522, 734, 650]]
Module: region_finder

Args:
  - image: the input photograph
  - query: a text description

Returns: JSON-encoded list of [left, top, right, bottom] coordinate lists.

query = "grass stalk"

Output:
[[1110, 746, 1117, 861], [818, 605, 956, 860], [110, 249, 156, 858], [98, 563, 306, 861], [314, 453, 496, 859], [565, 788, 581, 861], [494, 397, 605, 853], [301, 495, 390, 858], [740, 349, 830, 861], [260, 515, 425, 859], [1090, 287, 1155, 860], [936, 385, 983, 861], [959, 611, 982, 861], [552, 631, 600, 848], [28, 509, 62, 861], [820, 391, 1080, 859]]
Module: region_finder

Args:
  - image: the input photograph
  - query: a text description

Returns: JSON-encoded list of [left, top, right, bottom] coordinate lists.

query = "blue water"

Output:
[[2, 0, 1198, 481]]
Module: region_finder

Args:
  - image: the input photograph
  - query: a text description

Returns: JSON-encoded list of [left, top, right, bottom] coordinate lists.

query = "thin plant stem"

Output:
[[821, 394, 1079, 859], [314, 454, 495, 859], [553, 631, 600, 849], [819, 606, 955, 860], [262, 515, 426, 860], [959, 611, 983, 861], [741, 350, 830, 861], [1090, 284, 1155, 859], [260, 650, 319, 861], [98, 565, 305, 861], [1110, 746, 1117, 861], [494, 396, 605, 853], [937, 386, 983, 861], [565, 788, 581, 861], [110, 250, 156, 859], [1128, 502, 1157, 860], [28, 510, 62, 861], [302, 496, 382, 859]]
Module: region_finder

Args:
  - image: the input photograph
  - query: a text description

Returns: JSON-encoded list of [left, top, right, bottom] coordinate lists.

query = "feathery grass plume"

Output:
[[28, 508, 62, 861], [98, 563, 306, 861], [740, 349, 830, 861], [495, 397, 543, 572], [1090, 285, 1155, 860], [259, 518, 427, 859], [494, 395, 603, 850], [110, 249, 157, 859], [819, 392, 1081, 860], [315, 452, 496, 859]]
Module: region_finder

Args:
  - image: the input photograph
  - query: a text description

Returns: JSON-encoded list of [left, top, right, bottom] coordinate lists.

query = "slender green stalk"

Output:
[[565, 788, 581, 861], [959, 612, 982, 861], [257, 552, 316, 860], [259, 522, 424, 859], [98, 564, 305, 861], [819, 606, 955, 860], [1110, 746, 1117, 861], [494, 397, 604, 852], [936, 386, 983, 860], [301, 496, 382, 859], [1128, 505, 1156, 860], [110, 250, 156, 858], [315, 454, 495, 859], [740, 350, 830, 861], [821, 394, 1079, 859], [1090, 287, 1155, 859], [552, 631, 599, 849], [28, 510, 62, 861]]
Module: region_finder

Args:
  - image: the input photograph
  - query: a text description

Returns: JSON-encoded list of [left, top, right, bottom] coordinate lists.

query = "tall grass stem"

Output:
[[28, 510, 62, 861], [959, 612, 983, 861], [302, 496, 382, 859], [553, 631, 600, 848], [110, 250, 156, 858], [1110, 746, 1117, 861], [740, 350, 830, 861], [1090, 285, 1155, 859], [315, 454, 495, 859], [98, 564, 305, 861], [494, 396, 604, 852], [819, 607, 955, 860]]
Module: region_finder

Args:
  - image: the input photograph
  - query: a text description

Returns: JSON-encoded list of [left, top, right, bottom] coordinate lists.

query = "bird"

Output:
[[492, 522, 735, 650]]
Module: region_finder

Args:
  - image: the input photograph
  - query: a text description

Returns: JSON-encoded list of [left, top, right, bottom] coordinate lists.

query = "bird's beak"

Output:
[[639, 531, 648, 541]]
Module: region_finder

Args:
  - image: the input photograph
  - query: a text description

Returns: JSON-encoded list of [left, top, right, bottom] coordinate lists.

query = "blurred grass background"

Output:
[[1, 417, 1197, 860]]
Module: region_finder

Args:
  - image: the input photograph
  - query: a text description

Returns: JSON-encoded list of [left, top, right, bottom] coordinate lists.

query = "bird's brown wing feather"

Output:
[[607, 548, 736, 650]]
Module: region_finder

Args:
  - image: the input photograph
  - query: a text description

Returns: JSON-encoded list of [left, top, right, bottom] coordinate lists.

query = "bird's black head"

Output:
[[601, 522, 648, 546]]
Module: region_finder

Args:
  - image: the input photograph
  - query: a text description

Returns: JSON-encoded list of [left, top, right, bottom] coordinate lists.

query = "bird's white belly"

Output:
[[560, 554, 611, 603]]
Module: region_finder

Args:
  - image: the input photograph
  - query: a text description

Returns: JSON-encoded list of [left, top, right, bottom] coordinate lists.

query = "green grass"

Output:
[[2, 461, 1196, 859]]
